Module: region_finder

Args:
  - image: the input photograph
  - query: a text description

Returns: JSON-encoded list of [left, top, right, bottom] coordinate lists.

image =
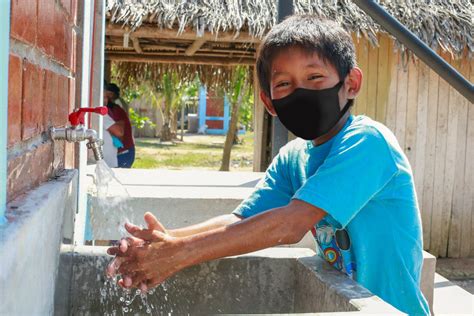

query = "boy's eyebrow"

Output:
[[305, 63, 325, 70], [272, 63, 325, 77]]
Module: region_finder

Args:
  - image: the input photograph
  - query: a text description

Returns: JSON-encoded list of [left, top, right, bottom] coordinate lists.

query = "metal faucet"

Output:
[[50, 107, 108, 161]]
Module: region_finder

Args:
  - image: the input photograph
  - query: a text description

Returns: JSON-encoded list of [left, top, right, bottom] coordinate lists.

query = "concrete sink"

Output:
[[55, 246, 401, 315]]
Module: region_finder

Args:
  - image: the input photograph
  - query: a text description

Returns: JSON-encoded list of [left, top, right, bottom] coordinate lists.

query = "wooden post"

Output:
[[270, 0, 293, 158], [253, 69, 270, 172]]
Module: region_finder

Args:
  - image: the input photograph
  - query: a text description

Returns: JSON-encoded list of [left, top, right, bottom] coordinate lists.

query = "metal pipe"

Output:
[[0, 0, 11, 225], [50, 127, 104, 162], [75, 0, 96, 246], [353, 0, 474, 103], [98, 0, 107, 140]]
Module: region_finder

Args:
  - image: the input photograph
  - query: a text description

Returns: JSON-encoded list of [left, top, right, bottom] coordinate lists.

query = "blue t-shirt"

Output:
[[233, 115, 430, 315]]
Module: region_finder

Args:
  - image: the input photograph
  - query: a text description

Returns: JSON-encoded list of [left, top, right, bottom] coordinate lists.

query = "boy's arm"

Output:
[[112, 199, 325, 288], [168, 214, 243, 237]]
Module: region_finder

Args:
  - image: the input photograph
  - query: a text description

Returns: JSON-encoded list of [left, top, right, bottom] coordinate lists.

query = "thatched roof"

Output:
[[106, 0, 473, 89], [107, 0, 473, 55]]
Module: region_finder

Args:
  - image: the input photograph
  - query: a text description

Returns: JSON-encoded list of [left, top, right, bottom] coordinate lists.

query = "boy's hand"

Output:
[[106, 212, 168, 281], [107, 212, 167, 257], [116, 231, 184, 289]]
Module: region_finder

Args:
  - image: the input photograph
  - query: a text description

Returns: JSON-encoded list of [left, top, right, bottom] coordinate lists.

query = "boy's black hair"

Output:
[[256, 15, 356, 97]]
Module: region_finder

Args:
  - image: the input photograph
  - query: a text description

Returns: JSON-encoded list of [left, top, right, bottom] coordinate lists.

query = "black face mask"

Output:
[[272, 81, 351, 140]]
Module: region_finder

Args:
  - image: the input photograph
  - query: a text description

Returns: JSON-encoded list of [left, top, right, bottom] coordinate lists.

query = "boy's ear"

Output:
[[345, 67, 363, 99], [260, 91, 277, 117]]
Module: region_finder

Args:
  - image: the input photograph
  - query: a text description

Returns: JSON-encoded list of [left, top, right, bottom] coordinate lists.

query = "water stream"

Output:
[[90, 160, 160, 315]]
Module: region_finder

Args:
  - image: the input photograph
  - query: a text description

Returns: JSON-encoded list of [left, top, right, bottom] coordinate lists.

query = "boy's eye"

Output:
[[275, 81, 290, 88], [308, 74, 322, 80]]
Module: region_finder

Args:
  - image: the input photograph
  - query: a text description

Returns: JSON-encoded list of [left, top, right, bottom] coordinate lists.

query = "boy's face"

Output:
[[260, 46, 362, 116]]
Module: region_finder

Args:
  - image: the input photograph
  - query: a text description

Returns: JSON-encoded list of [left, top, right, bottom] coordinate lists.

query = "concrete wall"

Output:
[[58, 247, 402, 315], [0, 170, 77, 315], [7, 0, 81, 202]]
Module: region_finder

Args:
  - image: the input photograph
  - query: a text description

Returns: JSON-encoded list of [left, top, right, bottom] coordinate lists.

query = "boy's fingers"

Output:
[[144, 212, 166, 232], [119, 238, 128, 253], [128, 229, 155, 241], [125, 222, 141, 234], [146, 277, 165, 289], [107, 246, 120, 256], [139, 282, 148, 292], [123, 275, 132, 288], [106, 257, 124, 277]]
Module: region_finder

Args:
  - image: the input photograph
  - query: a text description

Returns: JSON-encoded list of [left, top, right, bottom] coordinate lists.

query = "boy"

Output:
[[107, 16, 429, 315]]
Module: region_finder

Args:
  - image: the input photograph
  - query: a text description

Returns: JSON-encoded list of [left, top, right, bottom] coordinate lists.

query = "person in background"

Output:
[[102, 92, 124, 168], [105, 83, 135, 168], [106, 83, 130, 113]]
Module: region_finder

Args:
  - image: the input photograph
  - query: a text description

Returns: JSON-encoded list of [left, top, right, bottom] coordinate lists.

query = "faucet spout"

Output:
[[50, 126, 104, 161]]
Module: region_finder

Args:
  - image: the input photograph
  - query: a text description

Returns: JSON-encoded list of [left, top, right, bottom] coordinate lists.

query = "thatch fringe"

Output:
[[112, 62, 253, 92], [107, 0, 473, 57]]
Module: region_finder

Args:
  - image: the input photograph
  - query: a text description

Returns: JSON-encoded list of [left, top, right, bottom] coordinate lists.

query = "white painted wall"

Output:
[[0, 170, 77, 315]]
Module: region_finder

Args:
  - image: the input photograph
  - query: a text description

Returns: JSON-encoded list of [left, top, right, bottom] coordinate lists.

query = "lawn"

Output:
[[133, 132, 254, 171]]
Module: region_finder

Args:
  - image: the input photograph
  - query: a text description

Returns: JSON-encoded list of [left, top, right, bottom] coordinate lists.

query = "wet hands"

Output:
[[106, 212, 184, 290]]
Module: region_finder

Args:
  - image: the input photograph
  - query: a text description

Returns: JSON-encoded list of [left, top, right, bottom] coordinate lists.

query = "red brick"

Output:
[[54, 7, 67, 65], [64, 23, 73, 70], [71, 0, 78, 26], [22, 61, 44, 140], [7, 55, 22, 147], [37, 0, 56, 57], [10, 0, 37, 45], [52, 139, 66, 171], [42, 70, 59, 129], [68, 77, 75, 112], [64, 141, 75, 169], [60, 0, 71, 18], [69, 29, 77, 74], [7, 142, 53, 203], [56, 75, 70, 126]]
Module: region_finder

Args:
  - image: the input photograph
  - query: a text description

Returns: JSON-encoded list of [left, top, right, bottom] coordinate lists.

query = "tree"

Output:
[[158, 72, 186, 141], [220, 67, 251, 171]]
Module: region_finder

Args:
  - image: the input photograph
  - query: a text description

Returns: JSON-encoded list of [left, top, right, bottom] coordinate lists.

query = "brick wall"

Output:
[[7, 0, 80, 202]]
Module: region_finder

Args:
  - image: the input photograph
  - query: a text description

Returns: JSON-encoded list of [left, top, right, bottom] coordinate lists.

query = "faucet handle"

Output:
[[68, 106, 108, 126]]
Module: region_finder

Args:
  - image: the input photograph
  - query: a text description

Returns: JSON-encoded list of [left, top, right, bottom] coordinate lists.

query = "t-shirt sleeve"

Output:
[[293, 126, 399, 227], [103, 114, 115, 130], [232, 148, 293, 218]]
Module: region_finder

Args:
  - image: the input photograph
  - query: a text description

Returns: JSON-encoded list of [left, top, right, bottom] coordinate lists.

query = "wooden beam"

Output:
[[106, 24, 261, 44], [106, 45, 255, 57], [105, 53, 255, 66], [105, 48, 254, 59], [185, 38, 207, 56], [130, 36, 143, 53]]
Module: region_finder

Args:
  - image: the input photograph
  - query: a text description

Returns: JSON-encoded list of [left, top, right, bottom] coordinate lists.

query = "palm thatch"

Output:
[[106, 0, 473, 88], [112, 62, 253, 91], [107, 0, 473, 56]]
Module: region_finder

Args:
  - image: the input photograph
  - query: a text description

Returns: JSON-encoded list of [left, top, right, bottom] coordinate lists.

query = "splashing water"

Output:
[[90, 160, 132, 238], [91, 160, 157, 314]]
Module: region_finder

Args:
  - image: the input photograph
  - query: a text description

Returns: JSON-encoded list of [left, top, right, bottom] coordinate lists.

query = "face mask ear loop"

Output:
[[341, 99, 353, 114]]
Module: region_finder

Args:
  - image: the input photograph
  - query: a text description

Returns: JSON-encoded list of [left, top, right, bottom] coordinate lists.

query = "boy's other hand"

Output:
[[106, 212, 167, 278], [116, 231, 183, 290]]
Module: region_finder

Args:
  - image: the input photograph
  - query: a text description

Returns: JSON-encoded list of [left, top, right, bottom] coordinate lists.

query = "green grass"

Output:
[[133, 132, 254, 171]]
